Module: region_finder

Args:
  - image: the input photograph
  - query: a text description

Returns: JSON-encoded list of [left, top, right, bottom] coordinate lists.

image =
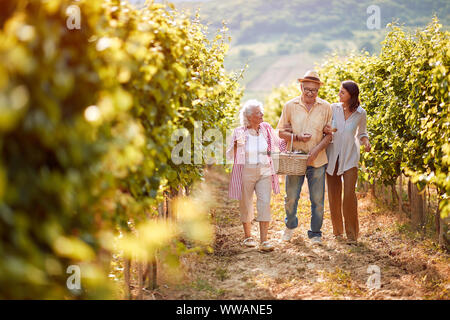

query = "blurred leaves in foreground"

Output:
[[0, 0, 240, 299]]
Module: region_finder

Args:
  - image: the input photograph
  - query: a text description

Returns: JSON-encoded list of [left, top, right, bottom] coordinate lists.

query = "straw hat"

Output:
[[297, 70, 323, 85]]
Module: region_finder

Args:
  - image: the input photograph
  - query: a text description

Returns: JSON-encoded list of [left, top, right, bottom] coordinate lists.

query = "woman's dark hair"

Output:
[[341, 80, 360, 112]]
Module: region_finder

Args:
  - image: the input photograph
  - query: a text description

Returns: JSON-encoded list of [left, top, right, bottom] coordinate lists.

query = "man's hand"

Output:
[[298, 133, 312, 142], [306, 148, 319, 166], [280, 131, 311, 143], [284, 126, 293, 133]]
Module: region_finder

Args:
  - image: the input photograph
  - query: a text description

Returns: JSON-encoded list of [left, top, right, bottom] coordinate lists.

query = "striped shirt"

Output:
[[226, 122, 287, 200]]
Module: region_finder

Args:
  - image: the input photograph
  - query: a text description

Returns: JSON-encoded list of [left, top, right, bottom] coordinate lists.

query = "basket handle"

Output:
[[290, 133, 294, 153]]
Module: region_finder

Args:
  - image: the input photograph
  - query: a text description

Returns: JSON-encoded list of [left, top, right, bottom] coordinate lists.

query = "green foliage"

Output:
[[0, 0, 241, 299], [265, 18, 449, 219], [264, 82, 299, 128]]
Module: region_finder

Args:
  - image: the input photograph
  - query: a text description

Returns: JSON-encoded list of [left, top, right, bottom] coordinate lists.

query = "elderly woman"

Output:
[[226, 100, 286, 252]]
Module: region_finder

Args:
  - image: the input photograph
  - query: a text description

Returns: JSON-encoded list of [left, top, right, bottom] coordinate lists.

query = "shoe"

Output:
[[259, 241, 274, 252], [346, 239, 357, 245], [311, 236, 322, 245], [281, 228, 294, 241], [242, 237, 257, 247], [334, 235, 344, 241]]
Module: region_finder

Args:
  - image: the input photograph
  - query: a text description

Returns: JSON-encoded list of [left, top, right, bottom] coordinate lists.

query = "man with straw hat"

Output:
[[276, 70, 332, 244]]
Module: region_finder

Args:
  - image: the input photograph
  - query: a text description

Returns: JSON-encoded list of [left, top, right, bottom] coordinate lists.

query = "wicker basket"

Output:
[[272, 134, 308, 175]]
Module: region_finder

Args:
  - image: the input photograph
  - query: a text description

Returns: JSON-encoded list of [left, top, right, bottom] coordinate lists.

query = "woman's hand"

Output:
[[361, 137, 371, 152], [323, 124, 333, 135]]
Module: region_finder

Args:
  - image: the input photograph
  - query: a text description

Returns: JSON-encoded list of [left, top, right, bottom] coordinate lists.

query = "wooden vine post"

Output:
[[124, 258, 131, 299], [398, 174, 403, 212], [410, 182, 426, 230]]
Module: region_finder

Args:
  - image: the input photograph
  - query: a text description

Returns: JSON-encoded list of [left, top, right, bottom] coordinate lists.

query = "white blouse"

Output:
[[326, 102, 369, 176], [245, 133, 269, 165]]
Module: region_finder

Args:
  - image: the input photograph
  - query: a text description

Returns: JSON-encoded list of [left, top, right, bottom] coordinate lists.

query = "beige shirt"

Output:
[[276, 95, 332, 168]]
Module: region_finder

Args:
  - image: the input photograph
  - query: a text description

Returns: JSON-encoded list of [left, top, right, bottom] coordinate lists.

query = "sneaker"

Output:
[[281, 228, 294, 241], [242, 237, 257, 247], [346, 239, 357, 245], [311, 236, 322, 245], [259, 241, 274, 252]]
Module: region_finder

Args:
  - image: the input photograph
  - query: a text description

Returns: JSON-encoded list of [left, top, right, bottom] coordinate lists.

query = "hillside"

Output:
[[179, 0, 449, 41], [176, 0, 449, 100]]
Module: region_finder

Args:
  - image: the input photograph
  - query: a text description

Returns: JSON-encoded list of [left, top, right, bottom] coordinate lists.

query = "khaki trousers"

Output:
[[239, 164, 272, 223], [326, 159, 359, 240]]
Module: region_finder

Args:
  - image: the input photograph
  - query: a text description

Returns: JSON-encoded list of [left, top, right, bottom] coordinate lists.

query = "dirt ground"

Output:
[[145, 167, 449, 300]]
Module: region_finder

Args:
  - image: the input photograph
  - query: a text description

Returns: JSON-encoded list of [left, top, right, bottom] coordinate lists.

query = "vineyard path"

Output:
[[147, 167, 449, 300]]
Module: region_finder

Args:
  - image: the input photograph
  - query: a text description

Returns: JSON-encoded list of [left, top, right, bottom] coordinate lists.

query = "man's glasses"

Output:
[[303, 88, 319, 94]]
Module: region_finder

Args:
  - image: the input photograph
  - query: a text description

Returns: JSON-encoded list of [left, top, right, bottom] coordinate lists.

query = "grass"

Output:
[[213, 210, 234, 226], [394, 220, 442, 248], [215, 265, 230, 281], [393, 221, 420, 241], [191, 278, 227, 298], [422, 278, 449, 300], [347, 241, 369, 254], [318, 267, 364, 298], [420, 239, 448, 256]]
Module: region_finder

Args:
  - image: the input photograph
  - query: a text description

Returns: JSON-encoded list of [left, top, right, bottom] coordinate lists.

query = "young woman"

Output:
[[324, 81, 371, 244], [226, 100, 286, 252]]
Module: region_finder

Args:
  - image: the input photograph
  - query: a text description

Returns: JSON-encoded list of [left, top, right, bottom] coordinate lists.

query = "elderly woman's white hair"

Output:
[[239, 99, 264, 127]]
